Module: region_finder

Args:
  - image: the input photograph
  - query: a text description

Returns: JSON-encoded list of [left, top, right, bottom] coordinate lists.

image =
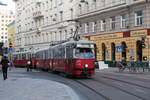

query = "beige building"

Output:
[[7, 20, 15, 48], [76, 0, 150, 62]]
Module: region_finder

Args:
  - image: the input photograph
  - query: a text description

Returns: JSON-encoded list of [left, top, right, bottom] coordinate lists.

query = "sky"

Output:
[[0, 0, 15, 12]]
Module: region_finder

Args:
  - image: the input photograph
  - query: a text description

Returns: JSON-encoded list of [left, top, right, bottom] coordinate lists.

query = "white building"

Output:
[[13, 0, 78, 52], [0, 9, 15, 47]]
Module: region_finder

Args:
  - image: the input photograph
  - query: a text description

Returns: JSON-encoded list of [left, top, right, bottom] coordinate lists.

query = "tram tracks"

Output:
[[100, 75, 150, 90], [92, 78, 148, 100], [74, 79, 110, 100], [73, 75, 150, 100]]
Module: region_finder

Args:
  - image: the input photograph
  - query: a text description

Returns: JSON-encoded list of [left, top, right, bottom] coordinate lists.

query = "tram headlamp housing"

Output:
[[143, 56, 148, 61], [85, 64, 89, 68]]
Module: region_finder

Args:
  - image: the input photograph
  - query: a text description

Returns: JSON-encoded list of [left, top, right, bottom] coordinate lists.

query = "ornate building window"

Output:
[[79, 4, 82, 14], [92, 22, 97, 32], [135, 11, 143, 26], [85, 2, 89, 13], [110, 16, 116, 30], [120, 15, 127, 28], [85, 23, 89, 33], [100, 19, 106, 31]]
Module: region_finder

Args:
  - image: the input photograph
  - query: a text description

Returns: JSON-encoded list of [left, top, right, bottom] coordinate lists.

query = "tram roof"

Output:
[[61, 39, 94, 45], [35, 47, 49, 52], [13, 50, 32, 54]]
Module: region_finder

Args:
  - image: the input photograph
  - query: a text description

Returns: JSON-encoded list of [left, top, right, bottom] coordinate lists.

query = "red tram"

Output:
[[13, 39, 95, 76]]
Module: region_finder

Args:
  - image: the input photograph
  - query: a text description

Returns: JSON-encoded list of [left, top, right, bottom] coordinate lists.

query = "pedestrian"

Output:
[[1, 56, 10, 80], [26, 59, 32, 72], [29, 59, 32, 71]]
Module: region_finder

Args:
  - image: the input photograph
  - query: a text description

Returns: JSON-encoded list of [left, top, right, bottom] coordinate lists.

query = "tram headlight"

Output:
[[85, 64, 89, 68]]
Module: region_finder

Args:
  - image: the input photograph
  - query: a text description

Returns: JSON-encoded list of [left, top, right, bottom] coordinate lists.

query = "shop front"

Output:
[[85, 29, 150, 64]]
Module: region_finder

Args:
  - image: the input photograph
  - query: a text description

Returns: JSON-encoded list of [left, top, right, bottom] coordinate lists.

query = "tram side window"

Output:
[[49, 48, 53, 59], [53, 49, 55, 59], [66, 47, 73, 59], [58, 47, 64, 59], [52, 49, 56, 59], [45, 50, 48, 59], [32, 54, 35, 59], [13, 54, 18, 60], [61, 47, 65, 58], [39, 51, 43, 59], [17, 54, 19, 60], [42, 51, 45, 59], [22, 54, 26, 60], [53, 48, 59, 59], [29, 54, 31, 59], [36, 52, 40, 59], [26, 54, 28, 59], [19, 54, 22, 60], [38, 51, 41, 59]]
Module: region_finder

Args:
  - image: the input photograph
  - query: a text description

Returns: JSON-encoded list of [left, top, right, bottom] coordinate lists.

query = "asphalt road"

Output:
[[1, 68, 150, 100]]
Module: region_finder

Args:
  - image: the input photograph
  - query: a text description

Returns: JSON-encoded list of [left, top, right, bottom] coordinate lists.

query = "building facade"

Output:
[[0, 9, 15, 47], [76, 0, 150, 62], [7, 20, 15, 48], [13, 0, 78, 52]]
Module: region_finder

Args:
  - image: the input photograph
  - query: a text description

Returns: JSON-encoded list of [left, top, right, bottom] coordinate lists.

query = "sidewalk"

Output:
[[0, 68, 80, 100], [97, 67, 150, 74], [96, 67, 150, 79]]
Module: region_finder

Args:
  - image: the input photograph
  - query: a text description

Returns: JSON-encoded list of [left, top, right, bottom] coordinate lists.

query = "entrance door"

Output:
[[102, 43, 106, 61], [136, 40, 142, 61], [111, 43, 116, 61], [122, 42, 127, 61]]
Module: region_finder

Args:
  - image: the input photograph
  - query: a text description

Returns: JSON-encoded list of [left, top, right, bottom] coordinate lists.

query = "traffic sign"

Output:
[[116, 46, 124, 52], [8, 48, 13, 53]]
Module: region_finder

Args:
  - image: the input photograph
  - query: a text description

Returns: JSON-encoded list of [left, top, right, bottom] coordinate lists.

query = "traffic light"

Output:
[[9, 42, 13, 48], [141, 41, 146, 48], [141, 36, 146, 48]]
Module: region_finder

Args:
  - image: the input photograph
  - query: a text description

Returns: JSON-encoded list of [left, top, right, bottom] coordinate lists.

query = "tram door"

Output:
[[122, 42, 127, 61], [136, 40, 142, 61], [102, 43, 106, 61], [111, 43, 116, 61]]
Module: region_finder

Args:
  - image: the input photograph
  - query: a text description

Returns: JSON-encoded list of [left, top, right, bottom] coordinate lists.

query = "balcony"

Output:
[[33, 11, 44, 19], [36, 0, 42, 4], [78, 0, 127, 16], [13, 0, 19, 1]]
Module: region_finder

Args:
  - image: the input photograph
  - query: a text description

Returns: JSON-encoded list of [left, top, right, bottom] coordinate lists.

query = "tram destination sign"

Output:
[[77, 44, 94, 48]]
